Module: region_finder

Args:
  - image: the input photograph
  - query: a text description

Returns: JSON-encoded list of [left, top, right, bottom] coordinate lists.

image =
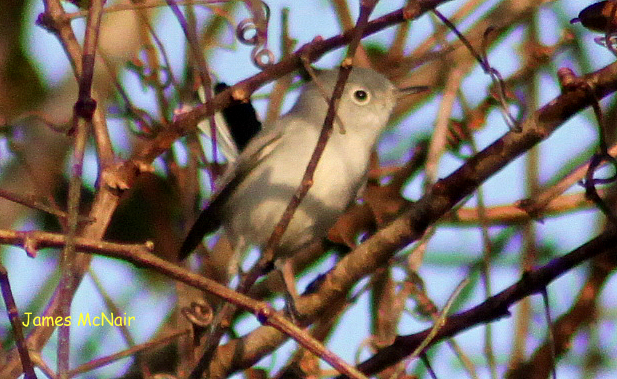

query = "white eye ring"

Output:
[[350, 87, 371, 105]]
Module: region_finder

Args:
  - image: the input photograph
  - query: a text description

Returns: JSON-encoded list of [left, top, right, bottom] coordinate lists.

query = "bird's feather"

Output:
[[179, 124, 285, 259]]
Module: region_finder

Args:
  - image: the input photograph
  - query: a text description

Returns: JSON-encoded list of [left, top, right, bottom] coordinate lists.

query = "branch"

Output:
[[133, 0, 453, 164], [0, 3, 453, 376], [505, 250, 617, 379], [205, 59, 617, 378], [350, 227, 617, 377], [0, 228, 368, 379]]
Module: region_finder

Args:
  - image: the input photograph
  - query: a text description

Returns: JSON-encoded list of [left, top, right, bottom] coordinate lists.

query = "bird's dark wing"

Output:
[[214, 82, 262, 151], [178, 174, 239, 260], [178, 124, 285, 260]]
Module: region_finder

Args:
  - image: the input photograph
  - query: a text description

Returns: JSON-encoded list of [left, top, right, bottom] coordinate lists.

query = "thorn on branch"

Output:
[[557, 67, 582, 92], [35, 12, 62, 34], [74, 97, 97, 121], [402, 0, 422, 20], [515, 198, 546, 223], [231, 87, 250, 102], [23, 235, 39, 258], [256, 304, 275, 325], [144, 241, 155, 251], [102, 161, 154, 192]]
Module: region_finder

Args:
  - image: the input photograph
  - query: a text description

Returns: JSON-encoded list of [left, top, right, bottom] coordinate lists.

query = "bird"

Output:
[[180, 67, 426, 297]]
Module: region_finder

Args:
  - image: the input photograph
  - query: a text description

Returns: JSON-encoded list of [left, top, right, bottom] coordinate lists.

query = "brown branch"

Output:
[[0, 229, 282, 315], [0, 187, 92, 223], [57, 0, 106, 375], [165, 0, 217, 155], [350, 227, 617, 377], [505, 250, 617, 379], [38, 0, 114, 168], [204, 59, 617, 378], [166, 0, 452, 138], [187, 2, 382, 378], [1, 3, 450, 376], [449, 191, 599, 225], [0, 228, 366, 379], [0, 264, 36, 379], [67, 330, 189, 378], [62, 0, 226, 20]]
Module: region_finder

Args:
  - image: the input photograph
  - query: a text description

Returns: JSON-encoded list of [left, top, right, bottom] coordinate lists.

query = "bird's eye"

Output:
[[352, 89, 371, 104]]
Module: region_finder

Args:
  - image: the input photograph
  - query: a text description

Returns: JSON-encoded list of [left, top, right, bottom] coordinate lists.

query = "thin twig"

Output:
[[63, 0, 229, 20], [165, 0, 219, 166], [56, 0, 105, 375], [540, 288, 557, 379], [188, 2, 382, 378], [206, 59, 617, 377], [349, 227, 617, 378], [67, 330, 189, 378], [517, 142, 617, 219], [505, 250, 616, 379], [0, 264, 37, 379], [408, 277, 469, 361], [432, 9, 519, 131]]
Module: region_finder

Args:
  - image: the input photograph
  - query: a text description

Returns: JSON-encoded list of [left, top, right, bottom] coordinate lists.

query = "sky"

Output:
[[8, 0, 617, 377]]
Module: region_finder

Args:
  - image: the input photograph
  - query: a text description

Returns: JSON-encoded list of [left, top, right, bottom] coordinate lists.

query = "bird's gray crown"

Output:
[[288, 67, 397, 128]]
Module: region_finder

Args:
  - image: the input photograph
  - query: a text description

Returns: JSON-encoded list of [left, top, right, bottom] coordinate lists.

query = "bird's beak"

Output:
[[396, 85, 430, 99]]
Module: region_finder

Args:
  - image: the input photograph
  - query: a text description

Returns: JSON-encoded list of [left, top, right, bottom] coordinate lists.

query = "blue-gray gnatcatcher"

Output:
[[180, 67, 426, 277]]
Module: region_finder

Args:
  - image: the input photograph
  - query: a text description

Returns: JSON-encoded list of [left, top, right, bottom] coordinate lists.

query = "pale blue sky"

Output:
[[11, 0, 617, 377]]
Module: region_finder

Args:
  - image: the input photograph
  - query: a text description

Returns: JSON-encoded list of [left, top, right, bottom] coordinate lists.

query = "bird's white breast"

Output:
[[222, 116, 373, 256]]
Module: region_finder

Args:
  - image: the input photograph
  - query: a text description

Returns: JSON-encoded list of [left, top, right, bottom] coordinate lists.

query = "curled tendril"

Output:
[[237, 17, 261, 45], [251, 46, 275, 68], [481, 28, 521, 132], [181, 300, 213, 327], [236, 1, 270, 46], [580, 152, 617, 225], [236, 1, 275, 68], [433, 9, 521, 132], [584, 152, 617, 186]]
